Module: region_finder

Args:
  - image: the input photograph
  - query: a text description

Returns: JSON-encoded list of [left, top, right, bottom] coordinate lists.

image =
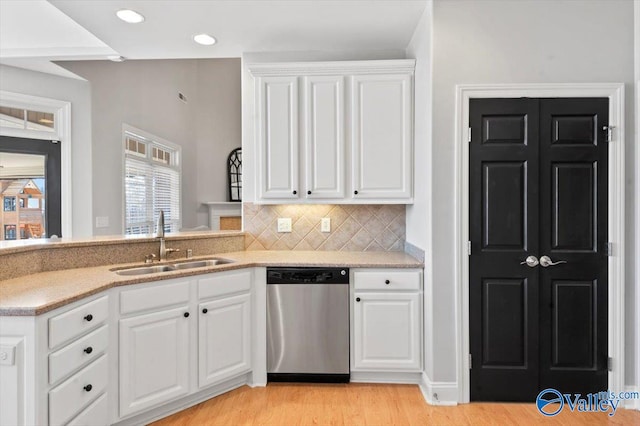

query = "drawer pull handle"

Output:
[[354, 190, 358, 195], [356, 297, 361, 302], [385, 280, 390, 285], [84, 314, 93, 322], [84, 384, 93, 392], [202, 308, 208, 314], [184, 312, 190, 318], [84, 347, 93, 354]]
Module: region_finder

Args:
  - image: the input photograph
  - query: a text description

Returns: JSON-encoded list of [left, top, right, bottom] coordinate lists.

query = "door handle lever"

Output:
[[520, 256, 539, 267], [540, 255, 567, 267]]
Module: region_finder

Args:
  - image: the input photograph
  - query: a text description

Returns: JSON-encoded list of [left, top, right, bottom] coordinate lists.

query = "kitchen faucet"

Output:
[[156, 210, 179, 260]]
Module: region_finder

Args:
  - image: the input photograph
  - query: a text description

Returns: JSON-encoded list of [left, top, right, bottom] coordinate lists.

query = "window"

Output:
[[124, 128, 181, 235], [0, 106, 55, 133], [4, 197, 16, 212], [4, 225, 16, 240]]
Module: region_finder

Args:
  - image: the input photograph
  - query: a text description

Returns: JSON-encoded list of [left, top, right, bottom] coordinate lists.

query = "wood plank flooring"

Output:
[[150, 383, 640, 425]]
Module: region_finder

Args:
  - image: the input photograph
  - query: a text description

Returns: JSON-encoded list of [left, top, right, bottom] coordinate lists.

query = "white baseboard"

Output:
[[350, 371, 422, 384], [624, 386, 640, 410], [419, 372, 458, 406]]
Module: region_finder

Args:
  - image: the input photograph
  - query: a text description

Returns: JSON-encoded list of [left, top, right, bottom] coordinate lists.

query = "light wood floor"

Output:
[[150, 383, 640, 425]]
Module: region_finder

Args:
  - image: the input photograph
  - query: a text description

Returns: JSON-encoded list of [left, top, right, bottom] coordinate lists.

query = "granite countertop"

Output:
[[0, 250, 423, 316]]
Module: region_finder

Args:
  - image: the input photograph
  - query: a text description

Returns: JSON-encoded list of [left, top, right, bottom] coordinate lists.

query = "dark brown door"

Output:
[[469, 98, 608, 401]]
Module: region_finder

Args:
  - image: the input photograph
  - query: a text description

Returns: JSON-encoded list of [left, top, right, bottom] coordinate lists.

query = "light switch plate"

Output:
[[277, 218, 292, 233], [95, 216, 109, 228], [321, 217, 331, 233]]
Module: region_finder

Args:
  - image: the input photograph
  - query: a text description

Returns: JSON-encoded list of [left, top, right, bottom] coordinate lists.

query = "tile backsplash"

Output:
[[243, 203, 406, 251]]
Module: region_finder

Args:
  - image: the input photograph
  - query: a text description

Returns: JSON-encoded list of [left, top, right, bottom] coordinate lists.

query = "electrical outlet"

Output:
[[277, 218, 292, 233], [321, 217, 331, 233], [95, 216, 109, 228]]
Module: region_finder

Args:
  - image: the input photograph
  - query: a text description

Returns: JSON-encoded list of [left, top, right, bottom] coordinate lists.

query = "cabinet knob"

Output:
[[307, 190, 312, 195], [202, 308, 208, 314], [84, 314, 93, 322], [354, 190, 358, 195], [84, 384, 93, 392], [84, 346, 93, 354], [292, 190, 297, 195], [356, 297, 361, 302], [385, 280, 390, 285], [184, 312, 190, 318]]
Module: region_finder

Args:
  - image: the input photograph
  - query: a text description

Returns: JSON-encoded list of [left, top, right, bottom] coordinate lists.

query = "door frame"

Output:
[[0, 91, 72, 237], [454, 83, 626, 403]]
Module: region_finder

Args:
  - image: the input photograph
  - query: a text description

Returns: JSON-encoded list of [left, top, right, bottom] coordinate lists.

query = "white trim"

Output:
[[454, 83, 626, 403], [0, 90, 72, 238], [419, 372, 458, 406], [248, 59, 416, 77]]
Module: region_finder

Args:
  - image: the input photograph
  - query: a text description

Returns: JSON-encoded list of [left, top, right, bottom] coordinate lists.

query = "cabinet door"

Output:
[[303, 75, 345, 199], [353, 292, 421, 371], [351, 74, 413, 200], [256, 76, 299, 200], [198, 294, 251, 388], [119, 306, 190, 418]]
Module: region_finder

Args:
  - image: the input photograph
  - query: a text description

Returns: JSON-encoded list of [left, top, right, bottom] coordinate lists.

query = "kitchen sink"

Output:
[[114, 258, 234, 276], [172, 258, 233, 270]]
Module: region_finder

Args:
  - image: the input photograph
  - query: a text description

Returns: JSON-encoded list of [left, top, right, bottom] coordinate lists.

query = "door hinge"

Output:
[[607, 357, 613, 371], [467, 241, 472, 256], [467, 127, 472, 143], [603, 126, 615, 142], [605, 242, 613, 256], [469, 354, 473, 369]]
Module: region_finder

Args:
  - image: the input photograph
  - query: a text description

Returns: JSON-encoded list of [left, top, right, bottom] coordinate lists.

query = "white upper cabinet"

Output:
[[351, 74, 413, 200], [303, 75, 345, 199], [249, 60, 415, 204], [256, 76, 299, 199]]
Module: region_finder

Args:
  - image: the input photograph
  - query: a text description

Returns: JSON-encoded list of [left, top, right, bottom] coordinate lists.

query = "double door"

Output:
[[469, 98, 609, 401]]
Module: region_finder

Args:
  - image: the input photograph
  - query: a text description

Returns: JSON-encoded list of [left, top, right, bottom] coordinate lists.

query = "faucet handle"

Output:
[[144, 253, 157, 264]]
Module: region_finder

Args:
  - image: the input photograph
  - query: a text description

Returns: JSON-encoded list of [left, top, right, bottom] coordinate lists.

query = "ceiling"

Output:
[[0, 0, 426, 78]]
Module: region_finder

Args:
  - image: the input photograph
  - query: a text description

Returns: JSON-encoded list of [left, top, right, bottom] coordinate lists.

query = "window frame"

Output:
[[122, 124, 182, 235]]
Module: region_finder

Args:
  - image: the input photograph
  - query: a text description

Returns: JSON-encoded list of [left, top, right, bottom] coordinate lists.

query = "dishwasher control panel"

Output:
[[266, 267, 349, 284]]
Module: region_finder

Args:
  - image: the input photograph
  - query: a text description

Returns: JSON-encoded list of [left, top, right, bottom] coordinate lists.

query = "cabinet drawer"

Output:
[[66, 393, 108, 426], [198, 269, 251, 300], [49, 355, 108, 426], [120, 278, 190, 315], [354, 270, 421, 291], [49, 296, 108, 350], [49, 325, 108, 385]]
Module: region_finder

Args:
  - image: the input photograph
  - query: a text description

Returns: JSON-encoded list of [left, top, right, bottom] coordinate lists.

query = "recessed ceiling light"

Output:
[[116, 9, 145, 24], [193, 34, 216, 46]]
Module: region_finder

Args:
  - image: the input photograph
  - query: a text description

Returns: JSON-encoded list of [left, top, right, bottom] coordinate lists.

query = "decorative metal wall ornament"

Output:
[[227, 147, 242, 201]]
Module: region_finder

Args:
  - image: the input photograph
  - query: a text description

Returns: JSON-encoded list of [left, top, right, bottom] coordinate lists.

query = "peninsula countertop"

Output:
[[0, 250, 423, 316]]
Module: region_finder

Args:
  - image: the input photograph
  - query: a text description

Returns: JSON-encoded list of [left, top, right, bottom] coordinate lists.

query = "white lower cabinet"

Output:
[[198, 293, 251, 388], [119, 305, 191, 417], [352, 269, 422, 372]]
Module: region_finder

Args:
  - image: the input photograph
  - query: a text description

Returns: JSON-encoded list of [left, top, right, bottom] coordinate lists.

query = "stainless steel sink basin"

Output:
[[115, 265, 176, 276], [114, 258, 234, 276], [172, 258, 233, 270]]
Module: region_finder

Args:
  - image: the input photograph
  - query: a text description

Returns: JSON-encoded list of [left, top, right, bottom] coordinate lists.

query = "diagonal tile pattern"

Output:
[[243, 203, 406, 252]]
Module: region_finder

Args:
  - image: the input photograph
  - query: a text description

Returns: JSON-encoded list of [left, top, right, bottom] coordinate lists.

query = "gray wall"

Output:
[[61, 59, 241, 234], [0, 64, 93, 238], [410, 0, 636, 386]]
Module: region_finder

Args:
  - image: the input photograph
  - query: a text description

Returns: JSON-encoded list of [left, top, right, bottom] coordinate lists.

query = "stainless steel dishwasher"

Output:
[[266, 267, 350, 383]]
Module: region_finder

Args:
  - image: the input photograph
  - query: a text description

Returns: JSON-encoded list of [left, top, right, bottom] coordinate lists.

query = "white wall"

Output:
[[0, 64, 93, 237], [425, 0, 636, 387], [405, 3, 433, 379], [61, 59, 241, 234]]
